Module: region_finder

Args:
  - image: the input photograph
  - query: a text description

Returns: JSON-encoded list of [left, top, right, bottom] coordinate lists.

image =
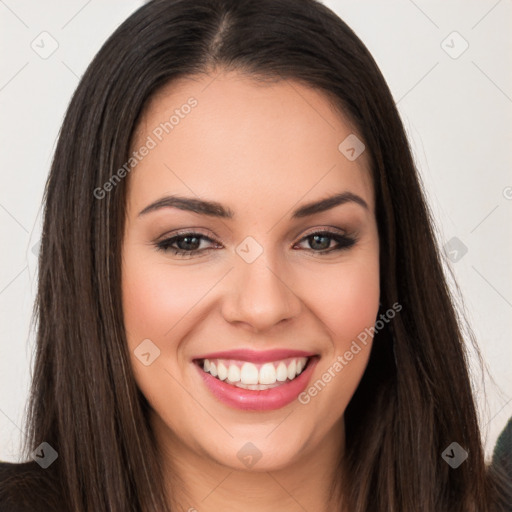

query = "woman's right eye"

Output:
[[155, 233, 220, 257]]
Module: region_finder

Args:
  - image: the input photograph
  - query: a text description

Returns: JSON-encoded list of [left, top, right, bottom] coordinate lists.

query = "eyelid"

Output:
[[155, 225, 350, 246], [296, 225, 349, 239], [155, 227, 221, 244], [154, 225, 357, 258]]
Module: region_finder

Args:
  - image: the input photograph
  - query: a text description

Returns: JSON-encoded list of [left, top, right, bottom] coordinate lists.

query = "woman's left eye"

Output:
[[155, 230, 356, 257], [294, 231, 356, 254]]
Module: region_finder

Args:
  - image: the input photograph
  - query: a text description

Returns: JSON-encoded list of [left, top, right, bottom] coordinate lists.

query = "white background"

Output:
[[1, 0, 511, 462]]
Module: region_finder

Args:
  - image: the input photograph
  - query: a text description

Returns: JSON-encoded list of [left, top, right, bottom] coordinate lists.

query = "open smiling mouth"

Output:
[[193, 355, 319, 411], [195, 356, 312, 390]]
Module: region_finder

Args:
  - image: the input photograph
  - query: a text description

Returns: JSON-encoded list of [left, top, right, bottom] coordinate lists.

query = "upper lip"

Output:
[[193, 348, 317, 364]]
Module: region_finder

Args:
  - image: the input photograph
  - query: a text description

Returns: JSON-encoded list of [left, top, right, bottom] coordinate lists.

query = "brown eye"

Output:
[[156, 233, 220, 257]]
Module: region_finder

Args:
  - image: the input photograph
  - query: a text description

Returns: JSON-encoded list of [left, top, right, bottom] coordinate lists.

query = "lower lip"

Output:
[[194, 357, 319, 411]]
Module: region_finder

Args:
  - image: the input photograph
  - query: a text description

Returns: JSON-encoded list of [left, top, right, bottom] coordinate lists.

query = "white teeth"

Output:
[[234, 382, 281, 390], [217, 362, 228, 381], [240, 362, 259, 384], [200, 356, 310, 387], [259, 363, 277, 385], [276, 362, 288, 382], [287, 360, 296, 380], [227, 364, 240, 383]]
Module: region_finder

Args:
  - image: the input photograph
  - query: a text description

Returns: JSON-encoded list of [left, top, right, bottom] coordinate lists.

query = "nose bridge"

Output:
[[222, 235, 300, 331]]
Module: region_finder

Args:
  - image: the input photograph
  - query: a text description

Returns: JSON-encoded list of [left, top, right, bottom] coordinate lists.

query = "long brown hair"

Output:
[[21, 0, 511, 510]]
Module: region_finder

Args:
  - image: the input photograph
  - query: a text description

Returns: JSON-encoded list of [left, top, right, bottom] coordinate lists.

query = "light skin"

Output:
[[121, 70, 380, 512]]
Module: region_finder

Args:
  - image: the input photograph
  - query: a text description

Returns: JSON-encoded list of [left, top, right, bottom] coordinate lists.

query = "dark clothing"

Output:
[[492, 417, 512, 484]]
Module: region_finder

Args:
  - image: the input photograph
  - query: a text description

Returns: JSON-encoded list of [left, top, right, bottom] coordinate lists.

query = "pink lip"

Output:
[[193, 348, 316, 364], [194, 356, 319, 411]]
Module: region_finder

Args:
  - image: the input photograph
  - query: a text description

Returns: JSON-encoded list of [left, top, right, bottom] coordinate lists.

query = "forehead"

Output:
[[128, 71, 374, 216]]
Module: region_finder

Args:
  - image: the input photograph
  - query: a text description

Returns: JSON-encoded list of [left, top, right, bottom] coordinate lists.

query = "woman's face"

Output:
[[122, 70, 379, 472]]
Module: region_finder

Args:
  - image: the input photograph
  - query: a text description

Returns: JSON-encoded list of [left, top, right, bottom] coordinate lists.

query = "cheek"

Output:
[[121, 249, 208, 411], [303, 255, 380, 347], [122, 251, 211, 343], [296, 255, 379, 418]]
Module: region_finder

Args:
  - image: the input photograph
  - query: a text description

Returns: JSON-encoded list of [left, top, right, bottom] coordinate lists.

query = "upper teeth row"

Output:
[[203, 357, 308, 385]]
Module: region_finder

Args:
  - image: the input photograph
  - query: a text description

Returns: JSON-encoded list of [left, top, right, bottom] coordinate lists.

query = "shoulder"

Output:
[[488, 417, 512, 512], [0, 460, 65, 512], [492, 417, 512, 477]]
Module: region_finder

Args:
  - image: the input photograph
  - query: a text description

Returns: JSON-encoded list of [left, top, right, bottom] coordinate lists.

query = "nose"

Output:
[[221, 250, 302, 333]]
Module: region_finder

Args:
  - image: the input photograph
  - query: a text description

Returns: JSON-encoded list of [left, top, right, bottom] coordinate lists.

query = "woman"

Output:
[[0, 0, 510, 510]]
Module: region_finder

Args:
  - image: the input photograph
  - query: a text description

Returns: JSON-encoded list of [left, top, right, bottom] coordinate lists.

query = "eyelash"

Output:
[[155, 229, 357, 257]]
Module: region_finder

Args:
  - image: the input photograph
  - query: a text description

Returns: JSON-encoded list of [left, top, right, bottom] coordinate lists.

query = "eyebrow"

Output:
[[138, 191, 368, 219]]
